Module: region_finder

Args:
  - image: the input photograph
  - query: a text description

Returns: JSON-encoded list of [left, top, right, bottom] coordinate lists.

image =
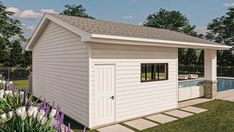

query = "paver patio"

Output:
[[180, 106, 208, 114], [124, 118, 158, 130], [97, 124, 134, 132], [164, 110, 194, 118], [146, 113, 178, 124]]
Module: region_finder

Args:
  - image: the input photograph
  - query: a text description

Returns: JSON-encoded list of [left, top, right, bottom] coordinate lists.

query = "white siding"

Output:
[[90, 43, 178, 127], [32, 21, 89, 126]]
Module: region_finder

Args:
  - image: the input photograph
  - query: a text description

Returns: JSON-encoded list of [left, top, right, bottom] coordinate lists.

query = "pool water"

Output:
[[217, 78, 234, 92]]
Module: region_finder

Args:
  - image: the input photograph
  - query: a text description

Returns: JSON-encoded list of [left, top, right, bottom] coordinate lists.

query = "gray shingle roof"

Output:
[[49, 13, 223, 45]]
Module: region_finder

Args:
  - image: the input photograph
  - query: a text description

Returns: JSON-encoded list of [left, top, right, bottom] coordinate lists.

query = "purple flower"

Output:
[[24, 94, 28, 106], [52, 101, 55, 108], [40, 102, 44, 110], [55, 105, 60, 119], [83, 126, 86, 132], [68, 123, 71, 132], [45, 107, 50, 117], [12, 84, 16, 92], [43, 99, 46, 110], [64, 125, 67, 132], [60, 112, 64, 124]]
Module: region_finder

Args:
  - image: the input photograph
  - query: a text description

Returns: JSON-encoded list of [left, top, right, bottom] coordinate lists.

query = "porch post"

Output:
[[204, 49, 217, 99]]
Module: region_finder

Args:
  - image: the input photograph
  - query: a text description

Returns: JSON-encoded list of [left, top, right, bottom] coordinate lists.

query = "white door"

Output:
[[94, 64, 115, 125]]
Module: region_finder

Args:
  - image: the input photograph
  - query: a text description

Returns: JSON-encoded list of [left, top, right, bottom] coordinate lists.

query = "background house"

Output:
[[26, 13, 231, 128]]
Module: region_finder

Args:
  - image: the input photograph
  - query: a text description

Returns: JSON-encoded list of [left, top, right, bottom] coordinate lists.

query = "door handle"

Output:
[[110, 96, 114, 100]]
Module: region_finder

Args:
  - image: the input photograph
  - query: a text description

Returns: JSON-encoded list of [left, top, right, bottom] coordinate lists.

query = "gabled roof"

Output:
[[26, 13, 231, 51]]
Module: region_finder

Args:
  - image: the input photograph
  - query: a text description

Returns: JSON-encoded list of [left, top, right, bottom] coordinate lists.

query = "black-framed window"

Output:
[[141, 63, 168, 82]]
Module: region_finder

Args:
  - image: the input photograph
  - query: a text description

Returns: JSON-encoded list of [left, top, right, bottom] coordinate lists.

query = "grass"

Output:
[[141, 100, 234, 132], [13, 80, 28, 89], [66, 100, 234, 132]]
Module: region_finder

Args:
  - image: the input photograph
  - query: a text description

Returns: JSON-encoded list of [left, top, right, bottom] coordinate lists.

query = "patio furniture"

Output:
[[178, 75, 189, 80]]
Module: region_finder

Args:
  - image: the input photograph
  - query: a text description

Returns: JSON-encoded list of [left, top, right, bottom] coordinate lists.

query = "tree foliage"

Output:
[[61, 4, 94, 19], [144, 8, 197, 36], [185, 49, 197, 65], [144, 9, 200, 66], [206, 7, 234, 66], [0, 2, 31, 67], [198, 50, 204, 66]]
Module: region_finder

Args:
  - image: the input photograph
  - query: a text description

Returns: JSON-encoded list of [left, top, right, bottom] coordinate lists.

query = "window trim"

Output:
[[141, 63, 168, 82]]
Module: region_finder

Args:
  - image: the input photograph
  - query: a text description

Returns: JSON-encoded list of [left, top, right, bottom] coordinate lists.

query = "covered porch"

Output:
[[178, 49, 233, 102]]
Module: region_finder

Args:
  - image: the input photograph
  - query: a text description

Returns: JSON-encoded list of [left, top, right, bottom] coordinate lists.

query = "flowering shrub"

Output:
[[0, 80, 72, 132]]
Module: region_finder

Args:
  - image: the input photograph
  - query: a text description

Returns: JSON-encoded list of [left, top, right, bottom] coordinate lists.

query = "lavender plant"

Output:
[[0, 80, 72, 132]]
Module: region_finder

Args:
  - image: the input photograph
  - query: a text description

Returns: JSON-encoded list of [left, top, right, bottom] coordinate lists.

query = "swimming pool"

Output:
[[217, 77, 234, 92]]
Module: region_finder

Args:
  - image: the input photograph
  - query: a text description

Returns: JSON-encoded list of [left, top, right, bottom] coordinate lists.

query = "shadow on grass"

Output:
[[64, 115, 86, 132]]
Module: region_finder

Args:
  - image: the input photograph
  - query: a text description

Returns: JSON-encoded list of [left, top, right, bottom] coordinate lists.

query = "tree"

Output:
[[61, 4, 94, 19], [185, 49, 197, 66], [0, 37, 10, 67], [144, 8, 197, 36], [178, 49, 186, 65], [144, 9, 200, 66], [0, 2, 24, 41], [0, 2, 27, 67], [206, 7, 234, 66], [198, 50, 204, 66], [22, 51, 32, 67], [9, 40, 23, 67]]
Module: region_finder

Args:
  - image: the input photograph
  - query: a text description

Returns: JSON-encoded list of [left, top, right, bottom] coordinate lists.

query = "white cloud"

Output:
[[6, 7, 57, 19], [123, 15, 134, 19], [40, 9, 57, 14], [6, 7, 19, 14], [195, 26, 207, 35], [138, 22, 143, 25], [25, 25, 35, 31], [224, 3, 234, 7], [19, 10, 41, 19], [22, 24, 35, 31]]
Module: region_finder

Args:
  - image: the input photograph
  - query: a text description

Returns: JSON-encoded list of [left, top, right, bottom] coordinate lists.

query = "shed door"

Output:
[[94, 64, 115, 125]]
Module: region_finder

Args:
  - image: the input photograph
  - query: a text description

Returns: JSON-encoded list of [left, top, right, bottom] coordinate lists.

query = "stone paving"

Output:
[[216, 89, 234, 102], [124, 118, 158, 130], [180, 106, 208, 114], [98, 105, 208, 132], [178, 98, 213, 108], [164, 109, 194, 118], [97, 124, 134, 132], [146, 113, 177, 124]]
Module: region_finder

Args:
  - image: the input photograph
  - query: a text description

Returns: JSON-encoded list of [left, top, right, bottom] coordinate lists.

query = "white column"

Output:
[[204, 49, 217, 81]]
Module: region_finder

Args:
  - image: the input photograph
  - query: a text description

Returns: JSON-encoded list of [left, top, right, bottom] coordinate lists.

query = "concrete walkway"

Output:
[[178, 98, 213, 108], [98, 105, 208, 132], [216, 89, 234, 102]]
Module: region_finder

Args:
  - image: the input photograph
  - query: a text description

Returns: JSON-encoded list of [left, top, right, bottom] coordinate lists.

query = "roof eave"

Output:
[[88, 34, 231, 50]]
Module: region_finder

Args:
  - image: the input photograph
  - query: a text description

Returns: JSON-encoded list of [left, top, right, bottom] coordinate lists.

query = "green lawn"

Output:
[[140, 100, 234, 132], [66, 100, 234, 132], [13, 80, 28, 89]]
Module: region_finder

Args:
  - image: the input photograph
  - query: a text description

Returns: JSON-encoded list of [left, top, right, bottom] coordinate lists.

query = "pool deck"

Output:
[[216, 89, 234, 102]]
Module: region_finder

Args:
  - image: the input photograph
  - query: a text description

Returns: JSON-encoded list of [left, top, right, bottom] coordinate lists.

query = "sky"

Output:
[[1, 0, 234, 39]]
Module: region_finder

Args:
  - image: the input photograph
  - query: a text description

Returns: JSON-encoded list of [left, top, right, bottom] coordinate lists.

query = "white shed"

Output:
[[26, 13, 231, 128]]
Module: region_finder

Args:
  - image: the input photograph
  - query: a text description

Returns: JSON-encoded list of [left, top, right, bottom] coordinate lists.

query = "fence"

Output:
[[0, 67, 31, 81], [179, 65, 234, 77]]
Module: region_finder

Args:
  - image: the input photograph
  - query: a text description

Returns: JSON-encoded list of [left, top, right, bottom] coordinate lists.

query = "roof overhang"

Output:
[[26, 13, 231, 51], [87, 34, 231, 50]]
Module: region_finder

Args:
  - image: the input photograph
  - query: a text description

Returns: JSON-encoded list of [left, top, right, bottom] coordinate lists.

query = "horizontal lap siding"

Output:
[[32, 22, 89, 126], [90, 44, 178, 126]]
